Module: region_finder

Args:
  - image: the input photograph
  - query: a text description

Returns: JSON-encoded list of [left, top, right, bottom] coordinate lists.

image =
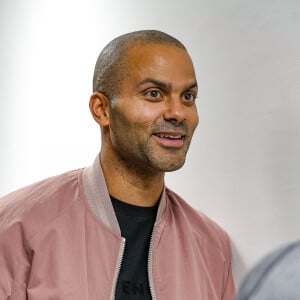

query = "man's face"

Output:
[[107, 44, 199, 173]]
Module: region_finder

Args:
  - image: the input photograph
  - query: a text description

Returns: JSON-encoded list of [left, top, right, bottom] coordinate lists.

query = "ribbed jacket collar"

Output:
[[82, 154, 168, 235]]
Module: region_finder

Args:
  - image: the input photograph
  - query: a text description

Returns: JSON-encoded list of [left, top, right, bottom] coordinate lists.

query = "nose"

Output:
[[163, 97, 186, 124]]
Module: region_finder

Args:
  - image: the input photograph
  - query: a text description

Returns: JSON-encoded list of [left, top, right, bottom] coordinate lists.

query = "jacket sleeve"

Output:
[[0, 222, 30, 299]]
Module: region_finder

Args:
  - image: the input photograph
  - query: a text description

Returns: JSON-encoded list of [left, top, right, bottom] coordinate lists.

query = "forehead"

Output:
[[123, 44, 197, 85]]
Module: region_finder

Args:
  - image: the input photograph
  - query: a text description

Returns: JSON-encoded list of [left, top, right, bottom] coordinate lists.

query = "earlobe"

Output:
[[89, 92, 110, 127]]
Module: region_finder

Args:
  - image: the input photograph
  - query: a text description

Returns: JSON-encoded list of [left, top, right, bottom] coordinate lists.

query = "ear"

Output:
[[89, 92, 111, 127]]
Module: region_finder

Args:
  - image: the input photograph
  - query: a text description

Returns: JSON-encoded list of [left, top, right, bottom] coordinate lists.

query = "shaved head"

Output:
[[92, 30, 187, 100]]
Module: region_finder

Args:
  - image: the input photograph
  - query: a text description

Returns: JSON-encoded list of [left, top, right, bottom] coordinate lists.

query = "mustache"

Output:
[[152, 119, 188, 133]]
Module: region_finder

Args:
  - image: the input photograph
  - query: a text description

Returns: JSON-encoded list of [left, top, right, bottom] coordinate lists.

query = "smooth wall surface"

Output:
[[1, 0, 299, 287]]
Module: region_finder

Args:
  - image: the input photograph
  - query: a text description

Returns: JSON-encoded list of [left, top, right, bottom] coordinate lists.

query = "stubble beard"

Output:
[[133, 138, 191, 174], [111, 135, 190, 176], [109, 112, 194, 175]]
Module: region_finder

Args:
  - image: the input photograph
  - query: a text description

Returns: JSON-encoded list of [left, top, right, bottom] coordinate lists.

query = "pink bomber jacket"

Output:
[[0, 156, 235, 299]]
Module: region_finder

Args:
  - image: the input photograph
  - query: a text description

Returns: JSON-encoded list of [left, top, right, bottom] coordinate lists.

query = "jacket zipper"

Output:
[[148, 227, 157, 300], [111, 237, 126, 300]]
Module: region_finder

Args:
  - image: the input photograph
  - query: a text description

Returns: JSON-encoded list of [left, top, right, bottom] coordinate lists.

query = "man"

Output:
[[0, 30, 235, 299]]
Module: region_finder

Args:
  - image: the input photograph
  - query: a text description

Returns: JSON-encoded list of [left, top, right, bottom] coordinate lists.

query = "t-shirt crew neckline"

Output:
[[110, 196, 159, 218]]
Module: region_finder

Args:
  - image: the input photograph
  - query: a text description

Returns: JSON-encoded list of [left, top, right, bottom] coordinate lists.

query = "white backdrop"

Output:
[[1, 0, 299, 287]]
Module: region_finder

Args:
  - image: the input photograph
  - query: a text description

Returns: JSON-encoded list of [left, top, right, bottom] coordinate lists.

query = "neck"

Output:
[[100, 151, 164, 207]]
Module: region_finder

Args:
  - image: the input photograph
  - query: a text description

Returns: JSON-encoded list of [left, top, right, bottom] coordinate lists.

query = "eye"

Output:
[[183, 92, 197, 103], [144, 89, 163, 101]]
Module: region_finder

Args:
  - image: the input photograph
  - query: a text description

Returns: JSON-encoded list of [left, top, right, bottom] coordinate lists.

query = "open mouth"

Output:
[[154, 133, 184, 139], [153, 132, 185, 147]]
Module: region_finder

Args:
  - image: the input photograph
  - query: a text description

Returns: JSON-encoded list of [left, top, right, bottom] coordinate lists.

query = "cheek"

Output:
[[137, 101, 161, 118], [109, 106, 150, 141], [125, 102, 162, 128], [188, 109, 199, 131]]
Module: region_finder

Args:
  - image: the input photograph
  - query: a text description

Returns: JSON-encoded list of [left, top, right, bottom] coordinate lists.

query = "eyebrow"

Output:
[[136, 78, 171, 90], [183, 82, 198, 92], [136, 78, 198, 92]]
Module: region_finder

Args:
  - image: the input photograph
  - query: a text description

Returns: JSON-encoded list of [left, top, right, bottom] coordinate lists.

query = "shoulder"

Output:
[[0, 169, 84, 236], [165, 187, 231, 255]]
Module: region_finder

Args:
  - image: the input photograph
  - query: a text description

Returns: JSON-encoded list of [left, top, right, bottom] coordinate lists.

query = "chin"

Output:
[[164, 165, 184, 172], [156, 159, 186, 172]]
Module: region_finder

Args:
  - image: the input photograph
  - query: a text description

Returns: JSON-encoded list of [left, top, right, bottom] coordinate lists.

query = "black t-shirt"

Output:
[[111, 196, 158, 299]]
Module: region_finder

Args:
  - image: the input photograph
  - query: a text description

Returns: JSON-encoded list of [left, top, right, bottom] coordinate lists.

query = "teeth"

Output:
[[156, 134, 182, 139]]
